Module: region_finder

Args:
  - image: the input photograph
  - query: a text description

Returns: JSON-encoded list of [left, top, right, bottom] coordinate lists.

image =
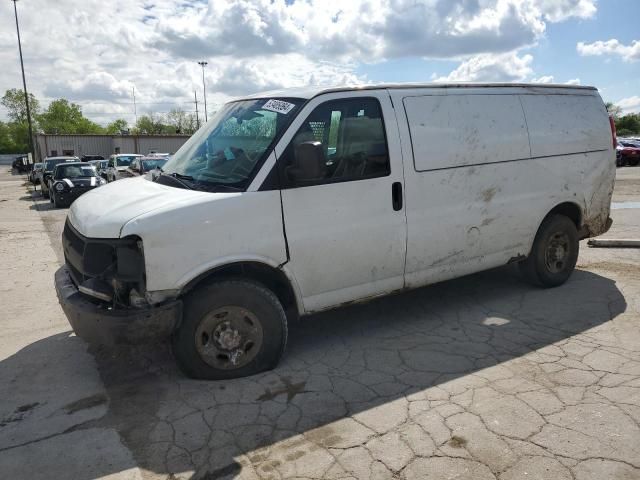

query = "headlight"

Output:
[[55, 182, 64, 191]]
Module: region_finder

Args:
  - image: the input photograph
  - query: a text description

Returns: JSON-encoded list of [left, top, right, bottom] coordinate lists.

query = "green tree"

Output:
[[1, 88, 39, 152], [166, 108, 197, 134], [615, 114, 640, 136], [37, 99, 104, 134], [1, 88, 39, 123], [133, 113, 174, 135], [105, 118, 129, 134], [605, 102, 622, 119], [0, 121, 15, 153]]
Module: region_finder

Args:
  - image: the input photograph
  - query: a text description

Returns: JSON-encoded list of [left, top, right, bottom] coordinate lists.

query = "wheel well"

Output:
[[548, 202, 582, 228], [182, 262, 299, 320]]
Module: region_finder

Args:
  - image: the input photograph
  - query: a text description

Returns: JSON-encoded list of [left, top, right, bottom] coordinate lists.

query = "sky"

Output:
[[0, 0, 638, 126]]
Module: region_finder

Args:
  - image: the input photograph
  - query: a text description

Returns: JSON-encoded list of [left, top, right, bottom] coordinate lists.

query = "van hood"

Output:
[[67, 177, 231, 238]]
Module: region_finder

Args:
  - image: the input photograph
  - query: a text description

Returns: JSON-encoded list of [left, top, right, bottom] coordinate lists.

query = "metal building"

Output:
[[34, 134, 191, 161]]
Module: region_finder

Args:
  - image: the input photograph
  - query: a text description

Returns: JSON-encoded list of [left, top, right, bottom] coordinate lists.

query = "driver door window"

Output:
[[280, 97, 390, 187]]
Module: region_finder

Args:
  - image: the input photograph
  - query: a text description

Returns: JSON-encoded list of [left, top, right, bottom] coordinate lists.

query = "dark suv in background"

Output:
[[39, 156, 79, 198]]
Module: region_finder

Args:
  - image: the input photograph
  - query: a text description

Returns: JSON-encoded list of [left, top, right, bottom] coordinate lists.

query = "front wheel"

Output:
[[519, 214, 579, 288], [172, 280, 288, 380], [52, 193, 63, 208]]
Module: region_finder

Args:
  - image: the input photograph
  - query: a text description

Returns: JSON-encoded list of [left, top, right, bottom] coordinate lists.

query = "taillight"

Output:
[[609, 115, 617, 149]]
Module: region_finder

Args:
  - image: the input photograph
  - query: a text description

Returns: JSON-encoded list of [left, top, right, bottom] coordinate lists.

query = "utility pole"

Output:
[[12, 0, 34, 156], [198, 61, 208, 122], [194, 90, 200, 129], [132, 87, 138, 126]]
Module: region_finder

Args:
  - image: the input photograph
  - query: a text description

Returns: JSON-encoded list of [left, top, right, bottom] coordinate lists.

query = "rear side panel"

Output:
[[519, 93, 614, 237], [392, 86, 614, 290]]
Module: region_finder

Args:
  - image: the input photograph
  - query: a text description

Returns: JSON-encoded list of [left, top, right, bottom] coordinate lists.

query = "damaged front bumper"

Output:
[[55, 266, 182, 345]]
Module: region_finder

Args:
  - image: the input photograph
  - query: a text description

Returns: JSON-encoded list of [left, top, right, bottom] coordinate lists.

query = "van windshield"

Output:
[[160, 98, 303, 191]]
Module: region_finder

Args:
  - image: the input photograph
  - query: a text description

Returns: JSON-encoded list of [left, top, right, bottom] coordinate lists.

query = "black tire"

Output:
[[629, 158, 639, 167], [520, 214, 579, 288], [52, 193, 63, 208], [172, 280, 288, 380]]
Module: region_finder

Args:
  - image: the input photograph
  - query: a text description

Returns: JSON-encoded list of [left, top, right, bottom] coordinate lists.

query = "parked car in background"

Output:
[[49, 162, 105, 208], [13, 155, 31, 173], [120, 156, 168, 179], [56, 83, 615, 380], [88, 159, 109, 180], [30, 163, 43, 184], [106, 154, 143, 182], [617, 140, 640, 167], [81, 154, 105, 162], [40, 156, 79, 198]]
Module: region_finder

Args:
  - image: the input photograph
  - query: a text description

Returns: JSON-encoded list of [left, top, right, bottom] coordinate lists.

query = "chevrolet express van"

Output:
[[55, 83, 615, 379]]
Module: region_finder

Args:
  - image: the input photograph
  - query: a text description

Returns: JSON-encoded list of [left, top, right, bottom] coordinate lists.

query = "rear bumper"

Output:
[[579, 216, 613, 239], [55, 266, 182, 345]]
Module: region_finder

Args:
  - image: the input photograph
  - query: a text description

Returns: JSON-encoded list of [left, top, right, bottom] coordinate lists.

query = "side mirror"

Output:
[[287, 141, 326, 184]]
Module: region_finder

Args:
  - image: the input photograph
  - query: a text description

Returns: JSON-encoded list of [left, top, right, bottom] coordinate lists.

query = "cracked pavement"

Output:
[[0, 167, 639, 479]]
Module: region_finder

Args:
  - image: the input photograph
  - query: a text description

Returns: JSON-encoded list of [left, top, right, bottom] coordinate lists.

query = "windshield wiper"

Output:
[[156, 171, 193, 190], [170, 172, 195, 181]]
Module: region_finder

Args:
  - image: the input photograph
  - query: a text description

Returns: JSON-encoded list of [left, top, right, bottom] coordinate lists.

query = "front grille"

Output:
[[62, 221, 127, 287], [63, 221, 86, 285]]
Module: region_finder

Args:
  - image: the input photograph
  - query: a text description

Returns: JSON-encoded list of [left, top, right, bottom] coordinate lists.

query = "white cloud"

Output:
[[0, 0, 602, 125], [531, 75, 555, 83], [565, 78, 581, 85], [436, 52, 533, 82], [577, 39, 640, 62], [537, 0, 596, 21], [617, 96, 640, 114]]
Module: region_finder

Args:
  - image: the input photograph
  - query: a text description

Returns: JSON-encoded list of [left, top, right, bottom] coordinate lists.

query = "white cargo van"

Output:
[[55, 83, 616, 379]]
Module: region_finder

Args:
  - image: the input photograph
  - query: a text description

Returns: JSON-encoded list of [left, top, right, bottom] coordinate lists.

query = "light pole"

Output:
[[198, 61, 208, 122], [11, 0, 34, 156]]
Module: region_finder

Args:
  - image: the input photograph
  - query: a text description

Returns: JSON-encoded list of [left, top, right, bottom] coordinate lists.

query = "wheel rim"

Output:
[[195, 306, 263, 370], [545, 231, 571, 274]]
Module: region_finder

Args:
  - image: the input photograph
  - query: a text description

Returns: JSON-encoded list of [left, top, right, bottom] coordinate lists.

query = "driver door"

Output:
[[276, 91, 407, 313]]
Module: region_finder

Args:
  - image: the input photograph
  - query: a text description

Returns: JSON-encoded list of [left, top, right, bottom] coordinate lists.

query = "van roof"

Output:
[[243, 82, 597, 101]]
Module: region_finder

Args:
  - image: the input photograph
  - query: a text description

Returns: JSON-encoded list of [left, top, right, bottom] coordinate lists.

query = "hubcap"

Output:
[[195, 306, 263, 370], [545, 231, 570, 274]]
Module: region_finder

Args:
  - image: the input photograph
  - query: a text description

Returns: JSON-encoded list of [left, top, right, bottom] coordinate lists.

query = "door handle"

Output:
[[392, 182, 403, 211]]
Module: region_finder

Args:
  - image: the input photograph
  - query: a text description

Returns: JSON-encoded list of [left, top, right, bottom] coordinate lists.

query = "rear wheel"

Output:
[[629, 158, 639, 167], [520, 214, 579, 288], [172, 280, 288, 380]]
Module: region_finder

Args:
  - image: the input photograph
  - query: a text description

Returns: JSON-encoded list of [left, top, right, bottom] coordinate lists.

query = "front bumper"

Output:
[[55, 266, 182, 345], [54, 187, 93, 205]]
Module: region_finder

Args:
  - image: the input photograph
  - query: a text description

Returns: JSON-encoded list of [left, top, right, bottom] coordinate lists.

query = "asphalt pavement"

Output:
[[1, 167, 639, 480]]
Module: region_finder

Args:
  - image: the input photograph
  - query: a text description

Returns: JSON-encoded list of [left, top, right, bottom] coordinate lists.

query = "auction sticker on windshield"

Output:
[[262, 99, 296, 115]]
